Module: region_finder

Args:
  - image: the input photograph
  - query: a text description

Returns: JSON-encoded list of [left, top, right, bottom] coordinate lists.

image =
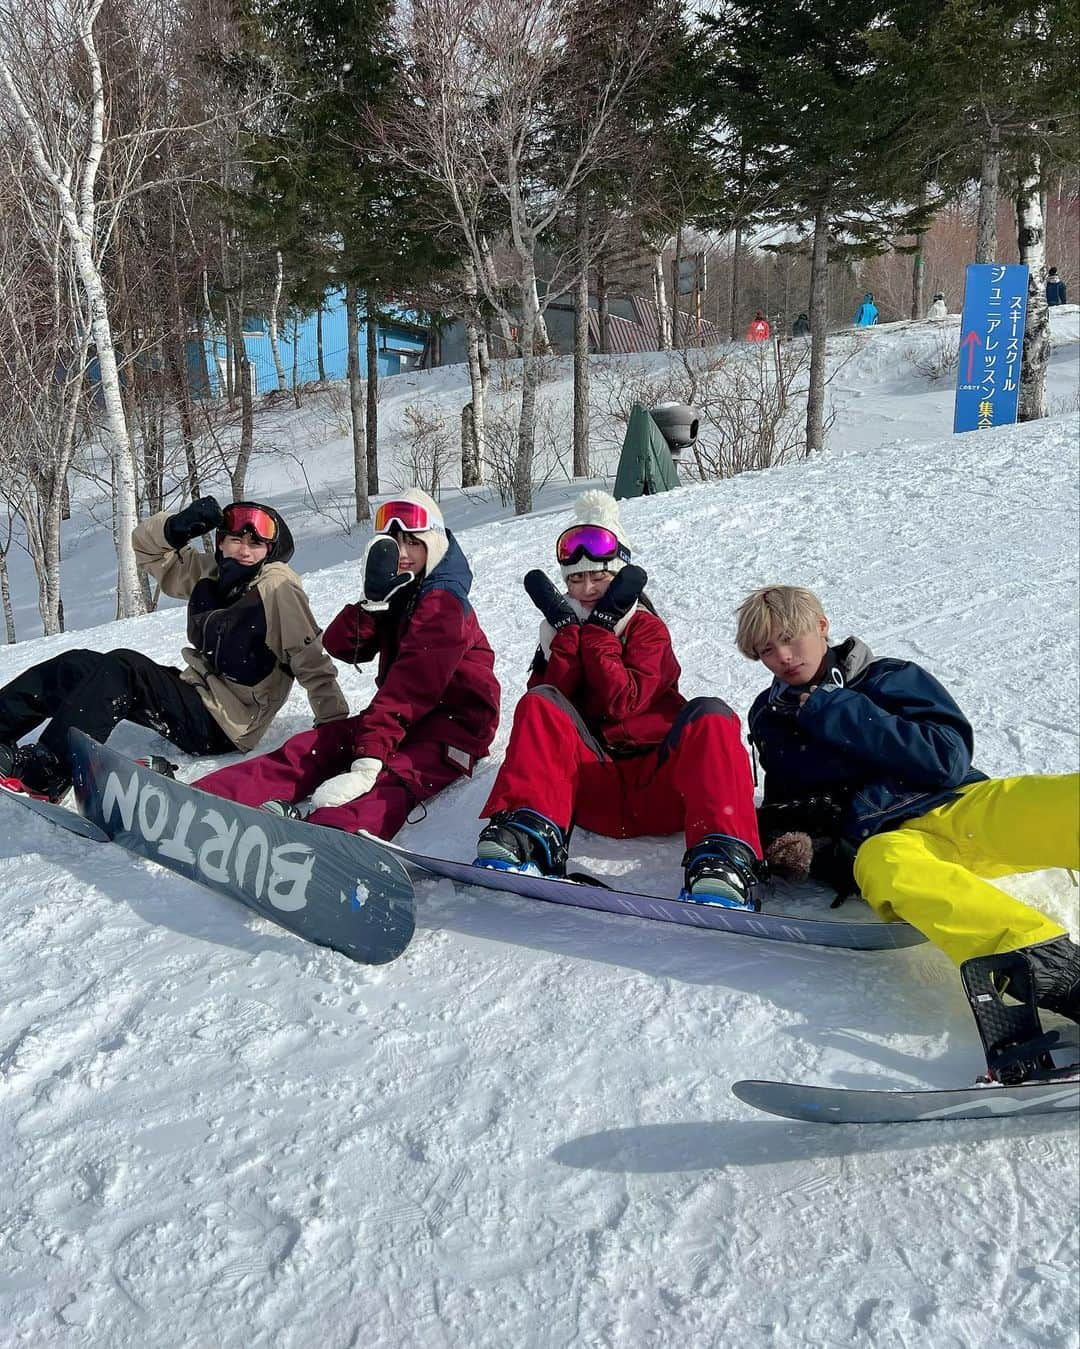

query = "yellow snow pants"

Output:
[[853, 773, 1079, 965]]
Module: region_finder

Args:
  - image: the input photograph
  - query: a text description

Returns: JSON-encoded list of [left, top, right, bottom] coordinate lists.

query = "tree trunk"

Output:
[[268, 249, 287, 391], [366, 300, 379, 496], [572, 192, 590, 478], [316, 304, 326, 382], [0, 550, 14, 644], [596, 253, 610, 354], [671, 229, 683, 348], [975, 125, 1001, 265], [513, 267, 542, 515], [805, 196, 830, 454], [653, 250, 672, 350], [480, 237, 516, 356], [729, 143, 747, 343], [167, 202, 200, 498], [911, 180, 929, 319], [345, 282, 369, 522], [1016, 158, 1049, 423], [291, 313, 301, 408], [462, 260, 485, 486]]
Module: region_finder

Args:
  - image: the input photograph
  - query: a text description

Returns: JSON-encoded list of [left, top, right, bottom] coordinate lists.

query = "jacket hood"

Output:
[[219, 501, 295, 566], [417, 529, 472, 610]]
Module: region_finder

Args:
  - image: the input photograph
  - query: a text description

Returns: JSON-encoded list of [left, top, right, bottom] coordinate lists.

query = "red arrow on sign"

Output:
[[960, 329, 983, 381]]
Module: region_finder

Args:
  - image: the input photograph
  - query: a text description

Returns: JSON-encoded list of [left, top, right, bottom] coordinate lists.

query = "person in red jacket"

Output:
[[746, 311, 771, 342], [474, 491, 763, 909], [195, 489, 500, 839]]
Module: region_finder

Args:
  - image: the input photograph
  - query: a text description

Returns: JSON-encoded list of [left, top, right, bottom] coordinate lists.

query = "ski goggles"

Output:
[[373, 499, 444, 534], [220, 503, 278, 544], [555, 524, 630, 567]]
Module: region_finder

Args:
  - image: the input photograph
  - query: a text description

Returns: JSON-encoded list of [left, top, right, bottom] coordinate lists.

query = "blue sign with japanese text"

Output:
[[953, 263, 1028, 433]]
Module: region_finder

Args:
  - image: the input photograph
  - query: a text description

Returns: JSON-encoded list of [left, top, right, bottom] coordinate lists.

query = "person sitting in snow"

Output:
[[853, 293, 879, 327], [473, 491, 763, 909], [736, 584, 1079, 1028], [926, 293, 948, 320], [746, 311, 771, 342], [195, 489, 500, 839], [0, 498, 347, 801]]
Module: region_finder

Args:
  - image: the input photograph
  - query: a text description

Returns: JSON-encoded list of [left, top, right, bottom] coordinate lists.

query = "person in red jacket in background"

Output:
[[746, 311, 771, 342], [474, 491, 763, 909], [195, 489, 500, 838]]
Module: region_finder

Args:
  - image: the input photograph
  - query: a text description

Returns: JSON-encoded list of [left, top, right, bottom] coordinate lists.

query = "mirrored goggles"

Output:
[[555, 524, 630, 567], [374, 499, 443, 534], [221, 503, 277, 543]]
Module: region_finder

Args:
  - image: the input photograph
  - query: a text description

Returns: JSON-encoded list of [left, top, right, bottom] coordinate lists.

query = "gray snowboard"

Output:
[[732, 1071, 1080, 1123], [69, 731, 415, 965], [373, 837, 925, 951], [2, 782, 111, 842]]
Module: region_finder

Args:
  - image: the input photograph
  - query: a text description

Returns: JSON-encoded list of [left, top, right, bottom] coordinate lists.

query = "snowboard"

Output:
[[732, 1063, 1080, 1124], [2, 780, 111, 842], [68, 731, 416, 965], [371, 837, 925, 951]]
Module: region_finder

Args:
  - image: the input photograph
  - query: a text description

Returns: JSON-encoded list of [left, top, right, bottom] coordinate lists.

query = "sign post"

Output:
[[953, 263, 1028, 433]]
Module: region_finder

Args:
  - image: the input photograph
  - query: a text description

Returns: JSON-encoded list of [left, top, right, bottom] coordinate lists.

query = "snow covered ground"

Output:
[[1, 314, 1078, 1347]]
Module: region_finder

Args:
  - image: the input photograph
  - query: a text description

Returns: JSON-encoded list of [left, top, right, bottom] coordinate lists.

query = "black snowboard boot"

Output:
[[10, 744, 69, 801], [1012, 935, 1080, 1023], [260, 799, 305, 821], [0, 741, 15, 779], [682, 834, 764, 911], [475, 808, 568, 877]]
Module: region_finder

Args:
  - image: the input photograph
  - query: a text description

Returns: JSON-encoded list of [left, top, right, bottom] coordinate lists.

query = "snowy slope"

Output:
[[1, 317, 1078, 1348]]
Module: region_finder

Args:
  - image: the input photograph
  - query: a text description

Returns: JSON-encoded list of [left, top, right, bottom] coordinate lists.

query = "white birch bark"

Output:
[[1016, 156, 1049, 423], [462, 258, 486, 486], [268, 249, 287, 391], [653, 250, 672, 350]]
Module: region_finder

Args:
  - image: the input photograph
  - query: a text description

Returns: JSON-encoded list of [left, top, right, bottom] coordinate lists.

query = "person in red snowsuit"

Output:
[[195, 489, 500, 838], [746, 311, 771, 342], [475, 491, 763, 909]]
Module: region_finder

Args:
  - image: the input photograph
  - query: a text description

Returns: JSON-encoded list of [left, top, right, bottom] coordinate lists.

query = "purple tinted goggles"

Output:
[[555, 524, 630, 567]]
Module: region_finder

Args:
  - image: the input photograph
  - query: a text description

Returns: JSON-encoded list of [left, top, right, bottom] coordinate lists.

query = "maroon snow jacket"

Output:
[[322, 531, 500, 764]]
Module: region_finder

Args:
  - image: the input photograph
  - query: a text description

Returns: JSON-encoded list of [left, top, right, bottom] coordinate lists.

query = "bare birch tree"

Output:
[[0, 0, 157, 616], [376, 0, 669, 513]]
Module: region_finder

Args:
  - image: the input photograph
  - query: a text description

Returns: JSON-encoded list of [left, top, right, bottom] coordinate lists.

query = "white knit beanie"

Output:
[[379, 487, 448, 574], [558, 490, 631, 581]]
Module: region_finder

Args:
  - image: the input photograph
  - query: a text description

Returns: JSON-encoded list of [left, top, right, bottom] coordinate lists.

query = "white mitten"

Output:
[[309, 757, 382, 810]]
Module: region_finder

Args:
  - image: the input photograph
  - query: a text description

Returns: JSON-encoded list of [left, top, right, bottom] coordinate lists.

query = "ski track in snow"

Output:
[[1, 315, 1078, 1347]]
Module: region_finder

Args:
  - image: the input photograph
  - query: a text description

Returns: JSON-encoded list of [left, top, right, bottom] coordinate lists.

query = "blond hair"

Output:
[[734, 586, 827, 660]]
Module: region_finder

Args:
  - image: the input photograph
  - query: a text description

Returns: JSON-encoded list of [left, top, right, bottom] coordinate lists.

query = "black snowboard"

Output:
[[69, 731, 415, 965]]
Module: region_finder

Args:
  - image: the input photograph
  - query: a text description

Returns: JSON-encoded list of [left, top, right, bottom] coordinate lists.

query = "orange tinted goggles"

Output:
[[374, 499, 440, 534], [221, 503, 277, 543]]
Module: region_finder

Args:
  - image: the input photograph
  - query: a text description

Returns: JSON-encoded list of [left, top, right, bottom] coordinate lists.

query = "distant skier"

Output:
[[926, 293, 948, 320], [746, 311, 771, 342], [473, 491, 762, 909], [1046, 267, 1067, 306], [195, 489, 500, 839], [853, 293, 878, 327], [791, 312, 811, 339], [735, 584, 1080, 1030], [0, 499, 347, 801]]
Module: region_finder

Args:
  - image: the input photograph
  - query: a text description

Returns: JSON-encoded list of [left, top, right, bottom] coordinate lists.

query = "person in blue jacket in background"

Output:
[[735, 585, 1079, 1044], [853, 293, 878, 327], [1045, 267, 1067, 306]]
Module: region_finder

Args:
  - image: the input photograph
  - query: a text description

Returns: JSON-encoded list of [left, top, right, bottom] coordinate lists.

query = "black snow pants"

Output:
[[0, 647, 235, 778]]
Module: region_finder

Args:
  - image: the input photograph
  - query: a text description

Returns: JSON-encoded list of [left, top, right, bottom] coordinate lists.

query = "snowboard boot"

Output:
[[8, 744, 69, 802], [474, 808, 568, 877], [1009, 935, 1080, 1023], [260, 799, 305, 821], [0, 741, 15, 780], [682, 834, 764, 911]]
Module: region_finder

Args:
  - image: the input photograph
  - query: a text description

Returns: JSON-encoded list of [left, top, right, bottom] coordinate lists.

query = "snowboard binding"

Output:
[[961, 952, 1079, 1086]]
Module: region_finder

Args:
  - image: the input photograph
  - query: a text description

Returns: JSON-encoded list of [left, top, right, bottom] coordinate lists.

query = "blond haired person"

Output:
[[736, 585, 1079, 1030]]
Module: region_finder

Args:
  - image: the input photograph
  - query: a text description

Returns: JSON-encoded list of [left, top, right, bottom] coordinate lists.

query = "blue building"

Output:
[[190, 288, 429, 397]]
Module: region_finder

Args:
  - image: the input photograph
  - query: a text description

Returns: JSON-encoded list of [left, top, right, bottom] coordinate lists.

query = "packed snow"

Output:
[[1, 313, 1078, 1347]]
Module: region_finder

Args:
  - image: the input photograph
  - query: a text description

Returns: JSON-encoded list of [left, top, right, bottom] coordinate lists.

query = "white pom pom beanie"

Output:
[[558, 490, 631, 580]]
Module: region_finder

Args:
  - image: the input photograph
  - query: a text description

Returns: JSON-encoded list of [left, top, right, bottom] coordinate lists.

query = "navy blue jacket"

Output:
[[748, 637, 986, 845]]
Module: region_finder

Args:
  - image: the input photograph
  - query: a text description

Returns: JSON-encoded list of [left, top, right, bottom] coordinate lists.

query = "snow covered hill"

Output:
[[1, 317, 1078, 1347]]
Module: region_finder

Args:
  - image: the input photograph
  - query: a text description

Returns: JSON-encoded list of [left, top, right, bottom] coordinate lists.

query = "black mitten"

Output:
[[164, 496, 223, 549], [361, 535, 415, 610], [523, 570, 578, 631], [586, 564, 648, 631]]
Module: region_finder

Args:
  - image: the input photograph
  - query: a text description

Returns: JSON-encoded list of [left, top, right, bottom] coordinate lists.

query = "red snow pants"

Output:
[[195, 725, 470, 839], [481, 687, 761, 853]]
